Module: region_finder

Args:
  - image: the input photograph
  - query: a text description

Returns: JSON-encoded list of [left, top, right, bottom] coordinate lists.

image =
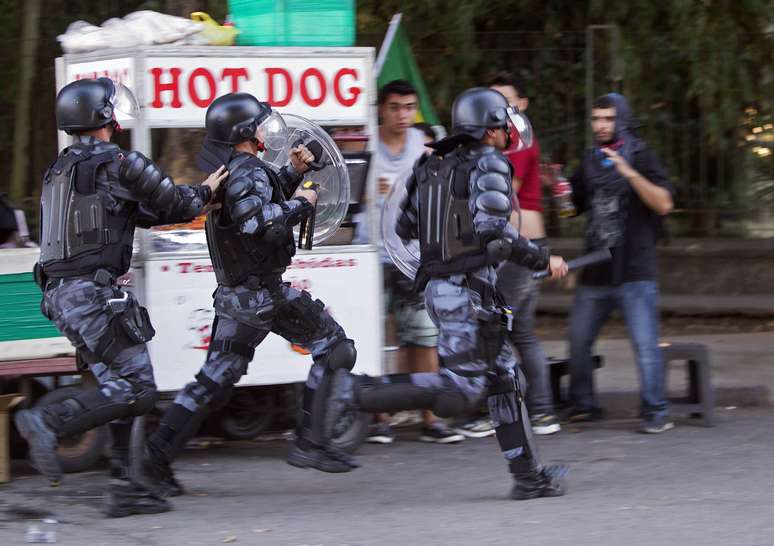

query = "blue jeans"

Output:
[[568, 281, 668, 419]]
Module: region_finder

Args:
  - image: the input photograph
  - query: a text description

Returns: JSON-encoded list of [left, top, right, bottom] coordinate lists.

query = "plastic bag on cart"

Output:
[[57, 10, 205, 53]]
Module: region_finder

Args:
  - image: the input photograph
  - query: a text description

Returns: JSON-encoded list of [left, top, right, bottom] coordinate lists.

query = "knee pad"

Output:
[[127, 385, 158, 417], [326, 338, 357, 371]]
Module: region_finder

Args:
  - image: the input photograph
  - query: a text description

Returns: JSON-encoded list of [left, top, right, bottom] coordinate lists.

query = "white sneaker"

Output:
[[388, 410, 423, 428], [453, 418, 496, 438]]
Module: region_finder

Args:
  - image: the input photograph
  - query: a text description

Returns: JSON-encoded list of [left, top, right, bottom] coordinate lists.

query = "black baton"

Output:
[[298, 181, 319, 250], [532, 248, 612, 280]]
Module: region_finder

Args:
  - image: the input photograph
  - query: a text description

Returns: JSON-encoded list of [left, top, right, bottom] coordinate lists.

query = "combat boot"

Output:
[[130, 444, 185, 497], [14, 408, 62, 483], [103, 478, 171, 517], [510, 464, 568, 500], [286, 440, 360, 473]]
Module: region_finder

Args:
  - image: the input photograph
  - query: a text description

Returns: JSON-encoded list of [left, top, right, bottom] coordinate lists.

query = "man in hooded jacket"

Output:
[[565, 93, 675, 433]]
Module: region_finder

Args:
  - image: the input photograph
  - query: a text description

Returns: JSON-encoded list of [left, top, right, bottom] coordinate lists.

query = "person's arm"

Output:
[[601, 147, 673, 216], [116, 152, 224, 223], [278, 145, 315, 198]]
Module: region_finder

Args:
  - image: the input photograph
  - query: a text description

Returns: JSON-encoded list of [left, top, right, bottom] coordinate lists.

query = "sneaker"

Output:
[[14, 408, 62, 483], [286, 442, 359, 473], [102, 479, 171, 518], [366, 422, 395, 444], [641, 416, 675, 434], [418, 421, 465, 444], [388, 411, 423, 428], [453, 418, 496, 439], [561, 406, 604, 423], [511, 465, 569, 500], [530, 414, 561, 435]]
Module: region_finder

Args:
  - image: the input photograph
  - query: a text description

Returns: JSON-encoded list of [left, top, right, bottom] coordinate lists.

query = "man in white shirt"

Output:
[[356, 80, 463, 444]]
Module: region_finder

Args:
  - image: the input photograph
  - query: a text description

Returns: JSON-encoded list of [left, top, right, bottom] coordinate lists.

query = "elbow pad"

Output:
[[119, 151, 180, 211], [486, 236, 550, 271]]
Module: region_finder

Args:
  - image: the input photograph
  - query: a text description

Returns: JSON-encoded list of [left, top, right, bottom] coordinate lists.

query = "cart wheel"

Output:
[[33, 386, 109, 473], [219, 387, 276, 440]]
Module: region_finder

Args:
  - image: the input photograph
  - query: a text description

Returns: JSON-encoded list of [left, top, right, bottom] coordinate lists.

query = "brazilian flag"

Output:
[[375, 13, 440, 126]]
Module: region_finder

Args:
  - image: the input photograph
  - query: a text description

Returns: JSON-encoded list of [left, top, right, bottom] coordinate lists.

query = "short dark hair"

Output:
[[592, 95, 616, 110], [378, 79, 417, 105], [488, 70, 527, 99], [413, 122, 435, 140]]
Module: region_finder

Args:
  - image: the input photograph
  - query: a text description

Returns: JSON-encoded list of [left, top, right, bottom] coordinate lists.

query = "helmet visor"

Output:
[[256, 111, 288, 151], [506, 106, 533, 150], [109, 82, 140, 122]]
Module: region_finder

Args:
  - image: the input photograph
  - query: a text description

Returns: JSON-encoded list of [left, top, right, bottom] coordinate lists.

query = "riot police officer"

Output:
[[332, 87, 570, 500], [131, 93, 359, 495], [13, 78, 226, 516]]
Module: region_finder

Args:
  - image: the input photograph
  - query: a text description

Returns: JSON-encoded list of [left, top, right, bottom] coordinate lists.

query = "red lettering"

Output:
[[300, 68, 326, 107], [187, 68, 217, 108], [151, 67, 182, 108], [178, 262, 192, 273], [265, 68, 293, 107], [221, 68, 249, 93], [333, 68, 361, 107]]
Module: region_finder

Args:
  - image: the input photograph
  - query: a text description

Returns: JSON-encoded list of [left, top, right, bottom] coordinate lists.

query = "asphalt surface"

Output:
[[2, 408, 773, 546]]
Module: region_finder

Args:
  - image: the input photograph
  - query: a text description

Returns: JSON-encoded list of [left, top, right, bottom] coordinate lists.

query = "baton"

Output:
[[298, 181, 318, 250], [532, 248, 612, 280]]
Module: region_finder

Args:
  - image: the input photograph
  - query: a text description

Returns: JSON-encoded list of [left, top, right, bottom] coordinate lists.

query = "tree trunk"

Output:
[[9, 0, 41, 202]]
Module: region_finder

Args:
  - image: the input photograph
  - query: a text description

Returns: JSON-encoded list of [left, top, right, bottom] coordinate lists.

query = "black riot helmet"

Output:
[[56, 77, 139, 135], [204, 93, 288, 149], [451, 87, 533, 148]]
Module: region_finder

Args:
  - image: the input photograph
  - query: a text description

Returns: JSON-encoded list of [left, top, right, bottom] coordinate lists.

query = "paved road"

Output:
[[2, 408, 773, 546]]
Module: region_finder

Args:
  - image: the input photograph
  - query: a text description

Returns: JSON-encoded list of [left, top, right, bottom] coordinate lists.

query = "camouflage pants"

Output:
[[362, 270, 540, 474], [151, 282, 350, 461], [42, 279, 157, 466], [43, 279, 156, 410], [173, 283, 347, 411]]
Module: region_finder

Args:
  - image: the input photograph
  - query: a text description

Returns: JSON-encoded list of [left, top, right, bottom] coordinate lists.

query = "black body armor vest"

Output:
[[206, 156, 295, 286], [415, 149, 487, 276], [39, 141, 135, 278]]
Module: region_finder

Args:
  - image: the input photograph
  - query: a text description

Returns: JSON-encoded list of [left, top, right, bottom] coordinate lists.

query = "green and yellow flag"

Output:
[[375, 13, 440, 126]]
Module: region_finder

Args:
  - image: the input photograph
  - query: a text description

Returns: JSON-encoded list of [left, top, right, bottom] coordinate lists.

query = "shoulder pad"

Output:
[[225, 176, 254, 205], [228, 153, 260, 174], [475, 172, 510, 193], [476, 153, 511, 176], [231, 195, 262, 227], [475, 191, 511, 215], [119, 151, 149, 184]]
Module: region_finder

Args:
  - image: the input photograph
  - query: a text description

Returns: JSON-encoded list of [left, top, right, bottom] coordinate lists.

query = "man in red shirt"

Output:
[[489, 72, 560, 435]]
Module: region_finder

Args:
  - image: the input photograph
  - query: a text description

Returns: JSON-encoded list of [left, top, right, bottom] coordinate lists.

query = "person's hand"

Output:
[[378, 176, 392, 196], [290, 144, 315, 174], [202, 165, 228, 200], [548, 255, 569, 279], [294, 187, 318, 207], [601, 147, 635, 179]]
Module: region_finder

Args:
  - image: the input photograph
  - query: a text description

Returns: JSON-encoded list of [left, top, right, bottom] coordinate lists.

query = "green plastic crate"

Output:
[[0, 272, 60, 342], [229, 0, 355, 47]]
